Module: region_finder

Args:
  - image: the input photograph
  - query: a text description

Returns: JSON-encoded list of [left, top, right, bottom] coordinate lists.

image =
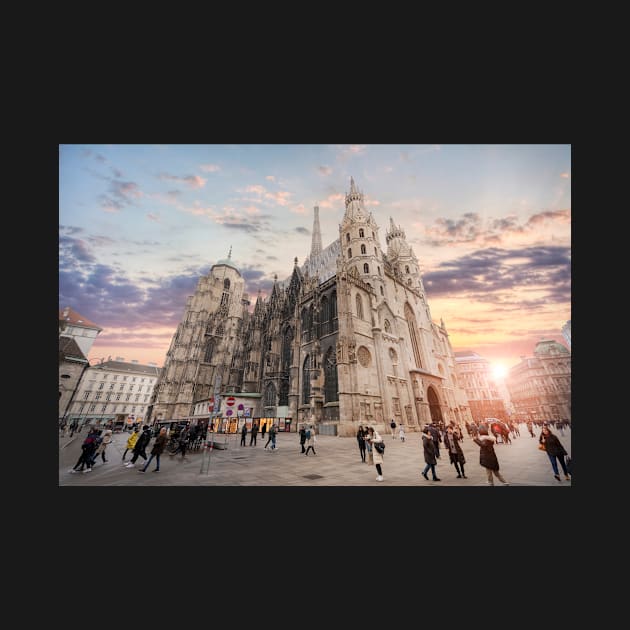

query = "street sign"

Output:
[[208, 397, 214, 412], [226, 409, 233, 416], [226, 396, 236, 407], [244, 408, 251, 417], [237, 403, 244, 410]]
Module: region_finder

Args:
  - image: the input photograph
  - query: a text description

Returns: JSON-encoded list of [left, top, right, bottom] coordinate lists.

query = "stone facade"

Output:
[[506, 340, 571, 423], [149, 178, 472, 436], [454, 351, 508, 424]]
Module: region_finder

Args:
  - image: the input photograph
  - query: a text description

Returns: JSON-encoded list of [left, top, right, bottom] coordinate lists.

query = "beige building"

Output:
[[149, 178, 472, 436], [66, 360, 160, 429], [454, 351, 508, 424], [506, 340, 571, 423], [59, 336, 89, 424], [59, 306, 102, 358]]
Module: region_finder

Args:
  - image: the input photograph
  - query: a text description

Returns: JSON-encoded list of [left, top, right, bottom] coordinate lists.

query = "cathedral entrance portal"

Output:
[[427, 386, 443, 425]]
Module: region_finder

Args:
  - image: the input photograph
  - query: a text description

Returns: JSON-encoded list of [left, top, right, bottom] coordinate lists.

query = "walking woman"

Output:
[[139, 427, 168, 473], [421, 426, 440, 481], [122, 427, 140, 461], [539, 425, 570, 482], [93, 429, 113, 463], [444, 425, 466, 478], [356, 425, 366, 462]]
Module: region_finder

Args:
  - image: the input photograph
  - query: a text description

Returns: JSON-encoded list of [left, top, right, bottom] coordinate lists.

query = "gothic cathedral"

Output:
[[149, 178, 471, 436]]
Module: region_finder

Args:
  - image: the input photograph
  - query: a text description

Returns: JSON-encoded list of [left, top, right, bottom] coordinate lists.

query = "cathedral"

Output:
[[148, 178, 471, 436]]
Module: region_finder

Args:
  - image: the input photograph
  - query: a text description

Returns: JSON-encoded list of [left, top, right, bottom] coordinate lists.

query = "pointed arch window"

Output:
[[264, 381, 276, 407], [346, 233, 350, 242], [303, 355, 311, 404], [405, 303, 423, 368], [363, 263, 369, 274], [348, 248, 352, 258], [301, 308, 308, 341], [203, 339, 215, 363], [324, 346, 338, 403], [361, 244, 366, 255], [331, 291, 338, 331], [384, 319, 391, 333], [321, 296, 330, 335], [356, 294, 364, 320], [216, 324, 224, 336], [359, 228, 365, 238]]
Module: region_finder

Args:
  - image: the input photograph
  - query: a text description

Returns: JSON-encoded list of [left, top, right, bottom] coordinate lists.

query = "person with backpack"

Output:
[[390, 418, 396, 439]]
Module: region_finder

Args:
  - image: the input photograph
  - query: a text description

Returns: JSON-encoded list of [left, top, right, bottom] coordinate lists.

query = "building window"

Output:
[[126, 394, 131, 401], [361, 244, 366, 255], [380, 286, 384, 295], [221, 292, 229, 306], [101, 404, 107, 413], [356, 294, 364, 320], [113, 375, 118, 380], [224, 278, 231, 290], [119, 384, 124, 391], [129, 385, 134, 391], [372, 231, 375, 239], [116, 394, 121, 401], [405, 265, 410, 274], [204, 339, 215, 363], [359, 228, 364, 237], [303, 355, 311, 404], [324, 346, 338, 403], [321, 296, 330, 335], [95, 392, 102, 400], [144, 395, 149, 402], [264, 381, 276, 407], [106, 393, 112, 401], [405, 302, 423, 368], [363, 263, 369, 274], [83, 391, 90, 400], [108, 383, 114, 390], [346, 233, 350, 242], [348, 248, 352, 258], [98, 382, 104, 390], [384, 319, 391, 333], [135, 394, 140, 402], [89, 404, 96, 412], [331, 291, 338, 332]]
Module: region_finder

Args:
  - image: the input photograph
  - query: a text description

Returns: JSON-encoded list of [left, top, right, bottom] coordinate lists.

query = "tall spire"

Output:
[[350, 176, 357, 194], [311, 205, 322, 256]]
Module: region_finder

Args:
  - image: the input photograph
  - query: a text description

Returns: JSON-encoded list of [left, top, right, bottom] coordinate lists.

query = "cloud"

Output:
[[423, 209, 571, 247], [147, 213, 160, 222], [423, 245, 571, 307], [99, 178, 144, 213], [158, 173, 207, 189], [200, 164, 221, 172], [318, 165, 333, 176], [240, 183, 293, 207], [59, 235, 97, 264], [560, 172, 570, 178], [336, 144, 368, 160], [294, 227, 309, 236], [318, 193, 344, 209], [265, 175, 276, 182]]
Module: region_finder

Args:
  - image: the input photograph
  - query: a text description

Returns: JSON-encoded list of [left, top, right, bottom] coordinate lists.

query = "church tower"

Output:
[[339, 177, 385, 302], [385, 217, 424, 293]]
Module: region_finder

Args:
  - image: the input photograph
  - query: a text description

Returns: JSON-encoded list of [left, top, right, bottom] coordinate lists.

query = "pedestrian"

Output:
[[122, 426, 140, 461], [399, 424, 405, 442], [260, 422, 267, 443], [443, 425, 467, 478], [356, 425, 366, 462], [139, 427, 168, 473], [69, 420, 78, 437], [270, 424, 278, 450], [69, 429, 99, 473], [124, 425, 152, 468], [249, 422, 258, 446], [94, 429, 113, 463], [264, 424, 275, 450], [240, 422, 248, 446], [526, 420, 535, 438], [304, 426, 317, 456], [390, 418, 397, 439], [366, 427, 384, 481], [472, 425, 509, 485], [428, 422, 442, 458], [299, 426, 307, 453], [170, 428, 189, 459], [539, 425, 570, 482], [421, 426, 441, 481]]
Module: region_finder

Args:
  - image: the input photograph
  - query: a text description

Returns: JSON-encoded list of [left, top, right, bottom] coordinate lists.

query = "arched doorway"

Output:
[[427, 386, 443, 424]]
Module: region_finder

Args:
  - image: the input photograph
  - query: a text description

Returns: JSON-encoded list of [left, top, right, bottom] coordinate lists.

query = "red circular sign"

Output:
[[226, 396, 236, 406]]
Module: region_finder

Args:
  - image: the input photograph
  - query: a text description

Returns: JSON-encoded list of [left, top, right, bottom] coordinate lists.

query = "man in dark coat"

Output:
[[125, 425, 152, 468], [421, 426, 440, 481], [444, 425, 467, 478], [427, 423, 442, 458]]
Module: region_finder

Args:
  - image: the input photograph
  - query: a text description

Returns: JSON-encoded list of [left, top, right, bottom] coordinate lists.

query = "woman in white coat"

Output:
[[367, 427, 385, 481]]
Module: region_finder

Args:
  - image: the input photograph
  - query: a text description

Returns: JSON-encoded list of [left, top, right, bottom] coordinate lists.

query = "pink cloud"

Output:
[[319, 193, 344, 209], [200, 164, 220, 172], [147, 213, 160, 222], [265, 175, 276, 182], [318, 165, 333, 176], [560, 172, 570, 178], [159, 173, 207, 189]]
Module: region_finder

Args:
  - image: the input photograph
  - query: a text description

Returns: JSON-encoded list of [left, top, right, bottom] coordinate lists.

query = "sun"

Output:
[[492, 363, 508, 380]]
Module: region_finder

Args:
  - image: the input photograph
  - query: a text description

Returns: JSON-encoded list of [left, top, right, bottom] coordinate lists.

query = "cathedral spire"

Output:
[[350, 176, 357, 194], [227, 245, 232, 259], [311, 206, 322, 256]]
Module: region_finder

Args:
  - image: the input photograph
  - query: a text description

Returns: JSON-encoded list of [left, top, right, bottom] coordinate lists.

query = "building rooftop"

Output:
[[90, 361, 161, 376], [59, 306, 103, 331], [59, 336, 88, 363]]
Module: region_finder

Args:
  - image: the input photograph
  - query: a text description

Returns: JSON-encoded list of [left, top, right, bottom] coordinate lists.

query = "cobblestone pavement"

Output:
[[59, 426, 572, 487]]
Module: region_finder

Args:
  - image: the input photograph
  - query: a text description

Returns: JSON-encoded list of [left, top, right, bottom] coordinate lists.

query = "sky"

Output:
[[59, 144, 571, 373]]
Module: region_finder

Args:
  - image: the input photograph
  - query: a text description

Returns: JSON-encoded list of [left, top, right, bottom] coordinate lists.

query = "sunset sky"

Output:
[[59, 144, 571, 372]]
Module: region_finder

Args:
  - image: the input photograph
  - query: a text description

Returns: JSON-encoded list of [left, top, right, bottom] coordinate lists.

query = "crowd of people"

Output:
[[64, 416, 571, 484]]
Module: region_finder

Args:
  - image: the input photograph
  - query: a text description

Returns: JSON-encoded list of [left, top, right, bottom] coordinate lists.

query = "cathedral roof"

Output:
[[534, 340, 570, 356], [213, 247, 240, 274]]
